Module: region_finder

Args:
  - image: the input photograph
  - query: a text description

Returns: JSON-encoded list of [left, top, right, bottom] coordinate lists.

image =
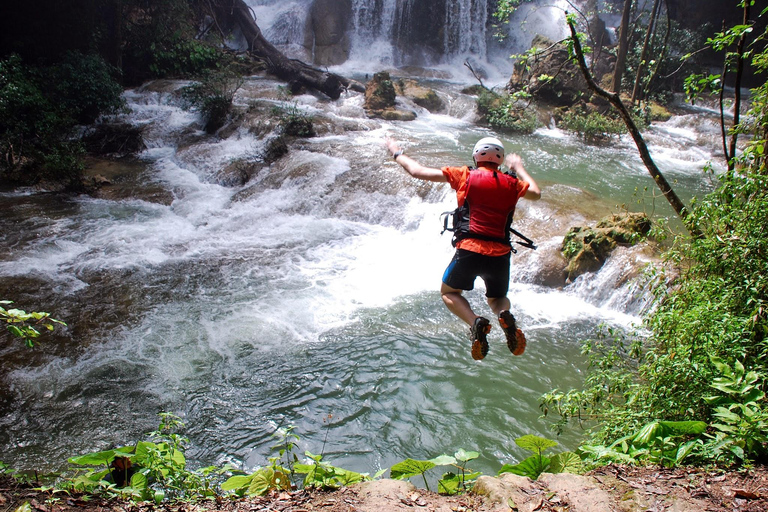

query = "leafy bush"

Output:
[[558, 108, 626, 141], [476, 89, 540, 135], [271, 103, 316, 137], [0, 53, 124, 186], [180, 69, 244, 133]]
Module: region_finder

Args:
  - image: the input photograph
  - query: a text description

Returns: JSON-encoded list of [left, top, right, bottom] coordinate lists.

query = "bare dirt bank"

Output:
[[3, 464, 767, 512]]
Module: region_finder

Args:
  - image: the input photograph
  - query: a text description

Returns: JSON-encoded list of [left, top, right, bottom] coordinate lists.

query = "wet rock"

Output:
[[562, 212, 652, 282], [305, 0, 352, 66], [508, 34, 610, 108], [396, 79, 445, 113], [214, 159, 261, 187], [364, 71, 416, 121]]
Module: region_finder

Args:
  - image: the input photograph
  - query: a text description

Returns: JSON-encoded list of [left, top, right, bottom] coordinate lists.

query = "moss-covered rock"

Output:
[[562, 212, 652, 281], [364, 71, 416, 121], [396, 79, 444, 113]]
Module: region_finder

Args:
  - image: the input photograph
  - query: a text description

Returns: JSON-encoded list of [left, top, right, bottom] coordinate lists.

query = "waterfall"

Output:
[[245, 0, 579, 81]]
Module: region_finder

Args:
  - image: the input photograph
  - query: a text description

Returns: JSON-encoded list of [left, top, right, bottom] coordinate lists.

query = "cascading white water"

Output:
[[246, 0, 576, 82]]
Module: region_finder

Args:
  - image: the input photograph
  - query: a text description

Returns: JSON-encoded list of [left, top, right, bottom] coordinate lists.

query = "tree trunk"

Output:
[[611, 0, 633, 93], [630, 0, 661, 104], [727, 1, 750, 169], [567, 17, 699, 237], [210, 0, 363, 99]]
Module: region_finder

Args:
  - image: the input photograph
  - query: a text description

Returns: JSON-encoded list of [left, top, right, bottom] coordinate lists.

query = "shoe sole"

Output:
[[470, 318, 491, 361], [499, 311, 526, 356]]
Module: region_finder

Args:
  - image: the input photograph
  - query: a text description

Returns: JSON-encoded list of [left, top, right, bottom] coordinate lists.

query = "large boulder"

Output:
[[395, 79, 445, 113], [508, 34, 610, 108], [562, 212, 652, 281], [364, 72, 416, 121]]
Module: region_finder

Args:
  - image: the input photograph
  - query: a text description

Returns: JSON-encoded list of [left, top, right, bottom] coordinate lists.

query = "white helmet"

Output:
[[472, 137, 505, 166]]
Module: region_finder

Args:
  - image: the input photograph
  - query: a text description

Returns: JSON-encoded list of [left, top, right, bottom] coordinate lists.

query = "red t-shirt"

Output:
[[442, 165, 529, 256]]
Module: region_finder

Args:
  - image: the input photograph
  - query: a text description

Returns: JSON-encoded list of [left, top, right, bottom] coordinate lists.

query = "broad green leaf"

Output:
[[247, 468, 276, 496], [68, 449, 117, 466], [515, 435, 557, 454], [221, 474, 254, 491], [129, 472, 148, 491], [633, 421, 662, 445], [293, 463, 319, 475], [389, 458, 435, 480], [674, 440, 699, 465], [454, 449, 479, 462], [658, 421, 707, 436], [429, 455, 457, 466], [548, 452, 583, 474], [498, 455, 551, 480], [437, 471, 460, 495]]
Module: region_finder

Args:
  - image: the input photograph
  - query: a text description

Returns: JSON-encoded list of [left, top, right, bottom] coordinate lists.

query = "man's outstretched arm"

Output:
[[385, 138, 447, 183], [505, 153, 541, 200]]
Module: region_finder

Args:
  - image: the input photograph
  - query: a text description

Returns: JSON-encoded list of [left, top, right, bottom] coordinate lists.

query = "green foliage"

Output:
[[294, 451, 368, 490], [580, 420, 706, 468], [180, 68, 244, 133], [390, 450, 481, 495], [498, 435, 582, 480], [65, 413, 229, 502], [558, 108, 626, 142], [475, 89, 539, 135], [0, 300, 66, 347], [122, 0, 225, 83], [543, 8, 768, 468], [0, 53, 124, 185], [701, 358, 768, 463], [271, 102, 316, 137]]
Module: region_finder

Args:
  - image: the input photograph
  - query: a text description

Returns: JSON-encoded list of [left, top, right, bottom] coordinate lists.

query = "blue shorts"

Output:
[[442, 249, 511, 298]]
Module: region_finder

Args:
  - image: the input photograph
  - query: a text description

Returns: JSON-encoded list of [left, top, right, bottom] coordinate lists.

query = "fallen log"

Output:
[[211, 0, 364, 99]]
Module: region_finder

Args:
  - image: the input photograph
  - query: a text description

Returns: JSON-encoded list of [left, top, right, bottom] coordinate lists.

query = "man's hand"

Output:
[[504, 153, 523, 171], [384, 137, 401, 157]]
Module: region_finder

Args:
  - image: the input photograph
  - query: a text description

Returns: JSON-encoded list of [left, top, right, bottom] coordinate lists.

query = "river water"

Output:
[[0, 73, 723, 480]]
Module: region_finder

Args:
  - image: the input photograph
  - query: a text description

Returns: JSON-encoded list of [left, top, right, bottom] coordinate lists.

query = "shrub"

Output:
[[271, 103, 315, 137], [476, 89, 540, 135], [180, 69, 244, 133], [558, 108, 626, 141], [0, 53, 123, 186]]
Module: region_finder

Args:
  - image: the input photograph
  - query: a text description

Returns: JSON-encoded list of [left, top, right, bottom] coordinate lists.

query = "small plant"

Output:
[[499, 435, 582, 480], [476, 89, 539, 135], [222, 423, 370, 496], [271, 102, 315, 137], [1, 300, 66, 348], [390, 449, 482, 495], [180, 68, 244, 133], [700, 357, 768, 463], [558, 108, 626, 142], [579, 420, 707, 467], [66, 413, 226, 502]]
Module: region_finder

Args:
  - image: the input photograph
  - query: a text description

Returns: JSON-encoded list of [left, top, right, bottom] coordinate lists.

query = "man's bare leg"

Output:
[[441, 283, 479, 325], [442, 283, 492, 360]]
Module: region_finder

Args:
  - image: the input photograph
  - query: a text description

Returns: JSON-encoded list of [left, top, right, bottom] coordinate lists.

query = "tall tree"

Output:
[[566, 15, 698, 237], [631, 0, 662, 103], [611, 0, 634, 93]]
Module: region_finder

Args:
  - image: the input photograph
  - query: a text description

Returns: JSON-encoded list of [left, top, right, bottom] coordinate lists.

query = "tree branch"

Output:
[[566, 14, 700, 237]]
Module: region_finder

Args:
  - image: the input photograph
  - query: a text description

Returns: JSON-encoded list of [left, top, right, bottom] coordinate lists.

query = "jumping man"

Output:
[[384, 136, 541, 360]]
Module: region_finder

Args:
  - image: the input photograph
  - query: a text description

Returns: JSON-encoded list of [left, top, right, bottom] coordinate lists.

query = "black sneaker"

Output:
[[470, 317, 491, 360], [499, 310, 526, 356]]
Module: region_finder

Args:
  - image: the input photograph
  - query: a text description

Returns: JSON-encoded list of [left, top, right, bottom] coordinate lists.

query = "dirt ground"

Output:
[[2, 464, 767, 512]]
